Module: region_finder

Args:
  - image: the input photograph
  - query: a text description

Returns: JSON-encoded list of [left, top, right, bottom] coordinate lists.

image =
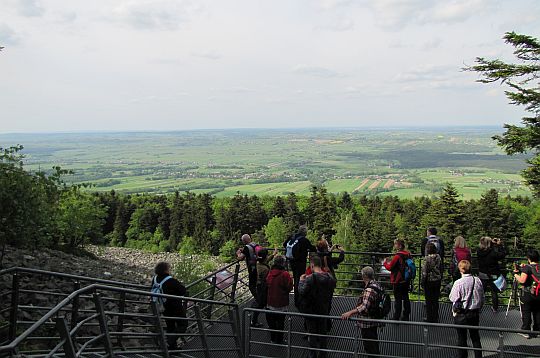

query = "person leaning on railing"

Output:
[[513, 249, 540, 339], [449, 260, 484, 358], [341, 266, 384, 357], [477, 236, 506, 312]]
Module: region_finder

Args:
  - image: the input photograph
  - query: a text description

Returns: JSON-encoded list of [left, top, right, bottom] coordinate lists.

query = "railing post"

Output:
[[8, 273, 19, 342], [55, 317, 77, 358], [353, 325, 360, 358], [115, 291, 126, 348], [417, 257, 422, 302], [422, 326, 429, 358], [70, 281, 80, 329], [206, 276, 217, 318], [228, 308, 244, 358], [230, 263, 240, 303], [245, 311, 252, 358], [498, 331, 505, 358], [93, 293, 114, 358], [150, 300, 170, 358], [194, 304, 211, 358], [286, 315, 292, 358]]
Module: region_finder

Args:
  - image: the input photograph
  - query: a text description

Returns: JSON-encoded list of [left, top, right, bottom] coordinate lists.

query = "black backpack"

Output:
[[366, 283, 391, 319]]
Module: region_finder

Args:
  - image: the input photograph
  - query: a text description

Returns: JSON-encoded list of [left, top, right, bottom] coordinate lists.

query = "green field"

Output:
[[0, 128, 532, 199]]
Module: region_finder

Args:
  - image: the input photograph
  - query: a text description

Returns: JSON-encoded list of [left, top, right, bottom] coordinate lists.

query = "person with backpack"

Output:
[[251, 248, 278, 327], [283, 224, 316, 307], [449, 260, 484, 358], [513, 249, 540, 338], [266, 255, 293, 344], [422, 242, 442, 323], [151, 261, 188, 351], [384, 238, 412, 321], [421, 227, 445, 271], [298, 255, 336, 358], [341, 266, 386, 357], [236, 233, 260, 300], [477, 236, 506, 312], [450, 236, 472, 282]]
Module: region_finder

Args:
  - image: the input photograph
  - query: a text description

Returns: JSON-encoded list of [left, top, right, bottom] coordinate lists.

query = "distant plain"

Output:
[[0, 128, 531, 199]]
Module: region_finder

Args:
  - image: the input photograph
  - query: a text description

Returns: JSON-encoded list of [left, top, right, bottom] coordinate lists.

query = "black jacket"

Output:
[[153, 274, 187, 316], [298, 271, 336, 315], [283, 233, 315, 263], [477, 246, 506, 276]]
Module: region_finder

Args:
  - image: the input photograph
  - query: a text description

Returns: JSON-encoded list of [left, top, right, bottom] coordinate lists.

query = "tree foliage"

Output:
[[466, 32, 540, 195]]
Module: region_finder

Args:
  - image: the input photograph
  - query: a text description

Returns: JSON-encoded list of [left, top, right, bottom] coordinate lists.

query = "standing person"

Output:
[[151, 262, 188, 351], [384, 239, 411, 321], [283, 224, 316, 307], [422, 243, 442, 323], [477, 236, 506, 312], [266, 255, 293, 344], [236, 234, 259, 300], [513, 249, 540, 338], [341, 266, 385, 357], [421, 227, 445, 270], [251, 248, 278, 327], [449, 260, 484, 358], [305, 239, 345, 276], [450, 236, 472, 282], [298, 255, 336, 358]]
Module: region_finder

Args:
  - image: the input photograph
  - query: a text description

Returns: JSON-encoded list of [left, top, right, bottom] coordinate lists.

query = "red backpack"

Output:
[[529, 264, 540, 296]]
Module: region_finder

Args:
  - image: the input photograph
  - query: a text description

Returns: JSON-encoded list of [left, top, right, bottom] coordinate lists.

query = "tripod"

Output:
[[505, 277, 522, 319]]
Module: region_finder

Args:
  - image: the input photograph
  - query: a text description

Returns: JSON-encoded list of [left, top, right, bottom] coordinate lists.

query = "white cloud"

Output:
[[191, 51, 221, 60], [0, 23, 21, 46], [292, 65, 346, 78], [109, 0, 201, 31], [17, 0, 45, 17]]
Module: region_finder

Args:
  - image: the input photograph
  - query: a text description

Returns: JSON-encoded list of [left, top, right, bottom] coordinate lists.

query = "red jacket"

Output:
[[266, 267, 293, 308], [384, 250, 411, 284]]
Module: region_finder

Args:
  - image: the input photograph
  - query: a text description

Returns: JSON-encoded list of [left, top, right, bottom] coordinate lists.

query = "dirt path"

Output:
[[353, 178, 370, 192]]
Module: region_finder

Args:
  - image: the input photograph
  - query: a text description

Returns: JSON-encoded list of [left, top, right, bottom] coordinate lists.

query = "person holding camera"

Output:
[[305, 238, 345, 276], [477, 236, 506, 312], [513, 249, 540, 339]]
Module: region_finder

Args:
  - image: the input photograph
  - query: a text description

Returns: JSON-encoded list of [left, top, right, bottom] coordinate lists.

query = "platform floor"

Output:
[[183, 295, 540, 358]]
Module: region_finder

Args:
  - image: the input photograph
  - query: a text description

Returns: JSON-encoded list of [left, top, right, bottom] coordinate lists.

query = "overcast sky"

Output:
[[0, 0, 539, 133]]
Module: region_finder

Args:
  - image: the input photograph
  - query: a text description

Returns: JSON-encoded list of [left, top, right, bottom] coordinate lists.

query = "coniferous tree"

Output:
[[271, 196, 287, 218]]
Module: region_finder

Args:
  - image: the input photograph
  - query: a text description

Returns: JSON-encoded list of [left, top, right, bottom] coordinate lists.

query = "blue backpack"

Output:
[[399, 254, 416, 282]]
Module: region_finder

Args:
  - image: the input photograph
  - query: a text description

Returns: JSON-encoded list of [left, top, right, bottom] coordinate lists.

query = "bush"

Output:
[[174, 255, 218, 297], [219, 240, 238, 263]]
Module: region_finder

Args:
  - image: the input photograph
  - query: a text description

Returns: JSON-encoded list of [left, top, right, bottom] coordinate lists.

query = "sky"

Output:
[[0, 0, 539, 133]]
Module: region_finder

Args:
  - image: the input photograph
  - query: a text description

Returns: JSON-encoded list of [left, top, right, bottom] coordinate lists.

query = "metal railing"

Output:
[[0, 283, 243, 358], [243, 308, 540, 358]]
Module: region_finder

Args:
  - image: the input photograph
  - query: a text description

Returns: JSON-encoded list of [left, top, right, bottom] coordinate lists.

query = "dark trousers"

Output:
[[424, 280, 441, 323], [521, 292, 540, 333], [165, 315, 187, 350], [360, 327, 380, 357], [290, 260, 307, 307], [251, 284, 268, 324], [248, 265, 257, 298], [266, 311, 286, 343], [305, 317, 329, 358], [480, 277, 499, 311], [392, 282, 410, 320], [455, 311, 482, 358]]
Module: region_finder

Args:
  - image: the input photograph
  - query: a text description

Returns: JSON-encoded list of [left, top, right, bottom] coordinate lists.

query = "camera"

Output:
[[492, 238, 502, 245]]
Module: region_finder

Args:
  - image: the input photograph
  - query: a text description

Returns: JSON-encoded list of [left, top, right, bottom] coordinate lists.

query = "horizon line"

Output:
[[0, 125, 504, 135]]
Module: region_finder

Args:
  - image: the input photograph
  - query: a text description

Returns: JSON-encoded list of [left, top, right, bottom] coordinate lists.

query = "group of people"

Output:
[[235, 226, 540, 357], [149, 226, 540, 356]]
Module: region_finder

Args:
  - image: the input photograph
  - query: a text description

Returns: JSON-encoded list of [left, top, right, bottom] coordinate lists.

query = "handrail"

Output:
[[243, 307, 535, 335], [185, 259, 243, 290], [0, 283, 240, 353], [0, 267, 148, 289]]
